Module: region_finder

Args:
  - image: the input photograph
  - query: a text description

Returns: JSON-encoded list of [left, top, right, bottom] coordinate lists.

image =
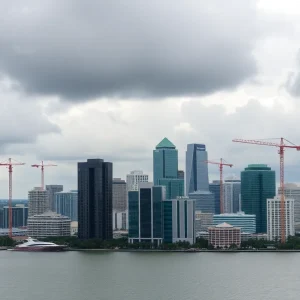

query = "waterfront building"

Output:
[[186, 143, 209, 195], [46, 185, 63, 211], [158, 178, 184, 200], [209, 180, 221, 214], [28, 187, 48, 217], [55, 190, 78, 221], [267, 196, 295, 241], [153, 138, 178, 185], [128, 183, 165, 245], [224, 177, 241, 213], [195, 211, 213, 234], [78, 159, 113, 240], [163, 197, 195, 244], [213, 212, 256, 233], [208, 223, 241, 248], [27, 211, 71, 238], [241, 164, 275, 233], [126, 170, 149, 192], [188, 191, 215, 213], [113, 178, 127, 211], [113, 210, 127, 230], [279, 183, 300, 230], [71, 221, 78, 236], [3, 204, 28, 228], [177, 170, 184, 180]]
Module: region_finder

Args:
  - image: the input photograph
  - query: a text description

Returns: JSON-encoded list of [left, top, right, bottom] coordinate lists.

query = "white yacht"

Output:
[[12, 238, 67, 252]]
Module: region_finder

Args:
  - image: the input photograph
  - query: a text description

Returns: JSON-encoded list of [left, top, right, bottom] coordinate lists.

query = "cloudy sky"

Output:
[[0, 0, 300, 197]]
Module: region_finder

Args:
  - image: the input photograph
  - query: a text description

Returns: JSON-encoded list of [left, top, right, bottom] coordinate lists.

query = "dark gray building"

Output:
[[177, 170, 184, 180], [209, 180, 221, 214], [78, 159, 113, 240], [46, 185, 63, 211], [188, 190, 215, 214]]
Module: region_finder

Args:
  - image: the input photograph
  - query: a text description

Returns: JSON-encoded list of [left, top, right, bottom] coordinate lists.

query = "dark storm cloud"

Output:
[[0, 0, 260, 101]]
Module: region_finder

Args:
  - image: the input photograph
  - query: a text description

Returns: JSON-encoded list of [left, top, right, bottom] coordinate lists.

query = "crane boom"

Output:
[[31, 161, 57, 190]]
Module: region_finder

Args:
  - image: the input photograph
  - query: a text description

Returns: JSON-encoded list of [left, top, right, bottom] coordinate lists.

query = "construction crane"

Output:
[[232, 137, 300, 243], [0, 158, 25, 238], [205, 158, 233, 214], [31, 161, 57, 190]]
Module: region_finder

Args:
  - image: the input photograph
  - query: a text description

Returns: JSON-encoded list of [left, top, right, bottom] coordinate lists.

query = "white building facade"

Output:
[[113, 210, 127, 230], [28, 187, 49, 217], [126, 170, 149, 192], [223, 178, 241, 213], [27, 211, 71, 238], [267, 196, 295, 241]]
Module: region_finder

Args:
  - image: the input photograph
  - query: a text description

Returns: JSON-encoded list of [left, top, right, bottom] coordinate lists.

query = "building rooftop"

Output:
[[29, 211, 71, 219], [214, 212, 256, 217], [156, 137, 176, 149], [215, 222, 233, 228], [189, 190, 213, 195]]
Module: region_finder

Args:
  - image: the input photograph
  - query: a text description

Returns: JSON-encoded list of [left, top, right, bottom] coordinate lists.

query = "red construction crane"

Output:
[[31, 161, 57, 190], [232, 138, 300, 243], [205, 158, 233, 214], [0, 158, 25, 238]]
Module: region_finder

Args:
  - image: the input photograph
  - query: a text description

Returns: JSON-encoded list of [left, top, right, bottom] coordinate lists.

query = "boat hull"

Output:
[[12, 246, 67, 252]]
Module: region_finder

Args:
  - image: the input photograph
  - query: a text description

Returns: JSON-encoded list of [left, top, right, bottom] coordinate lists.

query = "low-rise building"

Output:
[[27, 211, 71, 238], [213, 212, 256, 233], [208, 222, 241, 248]]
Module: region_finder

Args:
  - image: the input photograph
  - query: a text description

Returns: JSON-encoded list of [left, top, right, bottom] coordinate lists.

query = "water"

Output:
[[0, 251, 299, 300]]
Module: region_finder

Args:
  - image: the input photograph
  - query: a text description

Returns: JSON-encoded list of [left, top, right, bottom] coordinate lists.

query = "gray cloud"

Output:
[[0, 0, 261, 101]]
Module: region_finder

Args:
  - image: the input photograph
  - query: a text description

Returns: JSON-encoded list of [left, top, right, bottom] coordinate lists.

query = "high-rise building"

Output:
[[224, 177, 241, 213], [55, 190, 78, 221], [279, 183, 300, 230], [158, 178, 184, 200], [267, 196, 295, 241], [46, 185, 63, 211], [163, 197, 195, 244], [3, 204, 28, 228], [153, 138, 178, 185], [188, 191, 215, 213], [28, 187, 49, 217], [186, 143, 209, 195], [27, 211, 71, 238], [208, 223, 241, 248], [209, 180, 221, 214], [126, 170, 149, 192], [128, 183, 165, 245], [213, 212, 256, 233], [177, 170, 184, 180], [241, 164, 275, 233], [78, 159, 113, 240], [195, 211, 213, 234], [113, 178, 127, 211]]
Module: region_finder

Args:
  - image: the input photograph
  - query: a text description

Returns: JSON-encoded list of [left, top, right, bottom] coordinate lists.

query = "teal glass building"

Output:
[[158, 178, 184, 200], [153, 138, 178, 185], [241, 164, 275, 233], [163, 197, 195, 244], [128, 183, 165, 245]]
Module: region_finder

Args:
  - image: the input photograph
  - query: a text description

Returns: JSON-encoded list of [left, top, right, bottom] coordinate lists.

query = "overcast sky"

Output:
[[0, 0, 300, 197]]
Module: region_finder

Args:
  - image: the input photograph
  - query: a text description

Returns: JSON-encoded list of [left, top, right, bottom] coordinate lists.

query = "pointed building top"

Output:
[[156, 137, 176, 149]]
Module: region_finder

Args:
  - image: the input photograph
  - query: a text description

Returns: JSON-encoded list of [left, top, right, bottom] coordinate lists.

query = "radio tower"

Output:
[[232, 137, 300, 243], [205, 158, 233, 214], [0, 158, 25, 238], [31, 161, 57, 190]]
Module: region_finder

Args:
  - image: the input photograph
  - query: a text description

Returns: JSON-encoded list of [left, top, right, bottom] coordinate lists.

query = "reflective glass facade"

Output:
[[128, 191, 139, 238], [158, 178, 184, 200], [209, 180, 220, 214], [241, 164, 275, 233]]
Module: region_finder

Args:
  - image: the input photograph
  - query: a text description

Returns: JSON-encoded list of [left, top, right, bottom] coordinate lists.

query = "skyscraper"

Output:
[[153, 138, 178, 185], [46, 185, 63, 211], [28, 187, 49, 217], [113, 178, 127, 211], [128, 183, 165, 246], [158, 178, 184, 200], [186, 143, 209, 195], [163, 196, 195, 244], [267, 196, 294, 241], [126, 170, 149, 192], [241, 164, 276, 233], [209, 180, 220, 214], [3, 204, 28, 228], [223, 177, 241, 213], [188, 190, 215, 213], [55, 190, 78, 221], [78, 159, 113, 240]]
